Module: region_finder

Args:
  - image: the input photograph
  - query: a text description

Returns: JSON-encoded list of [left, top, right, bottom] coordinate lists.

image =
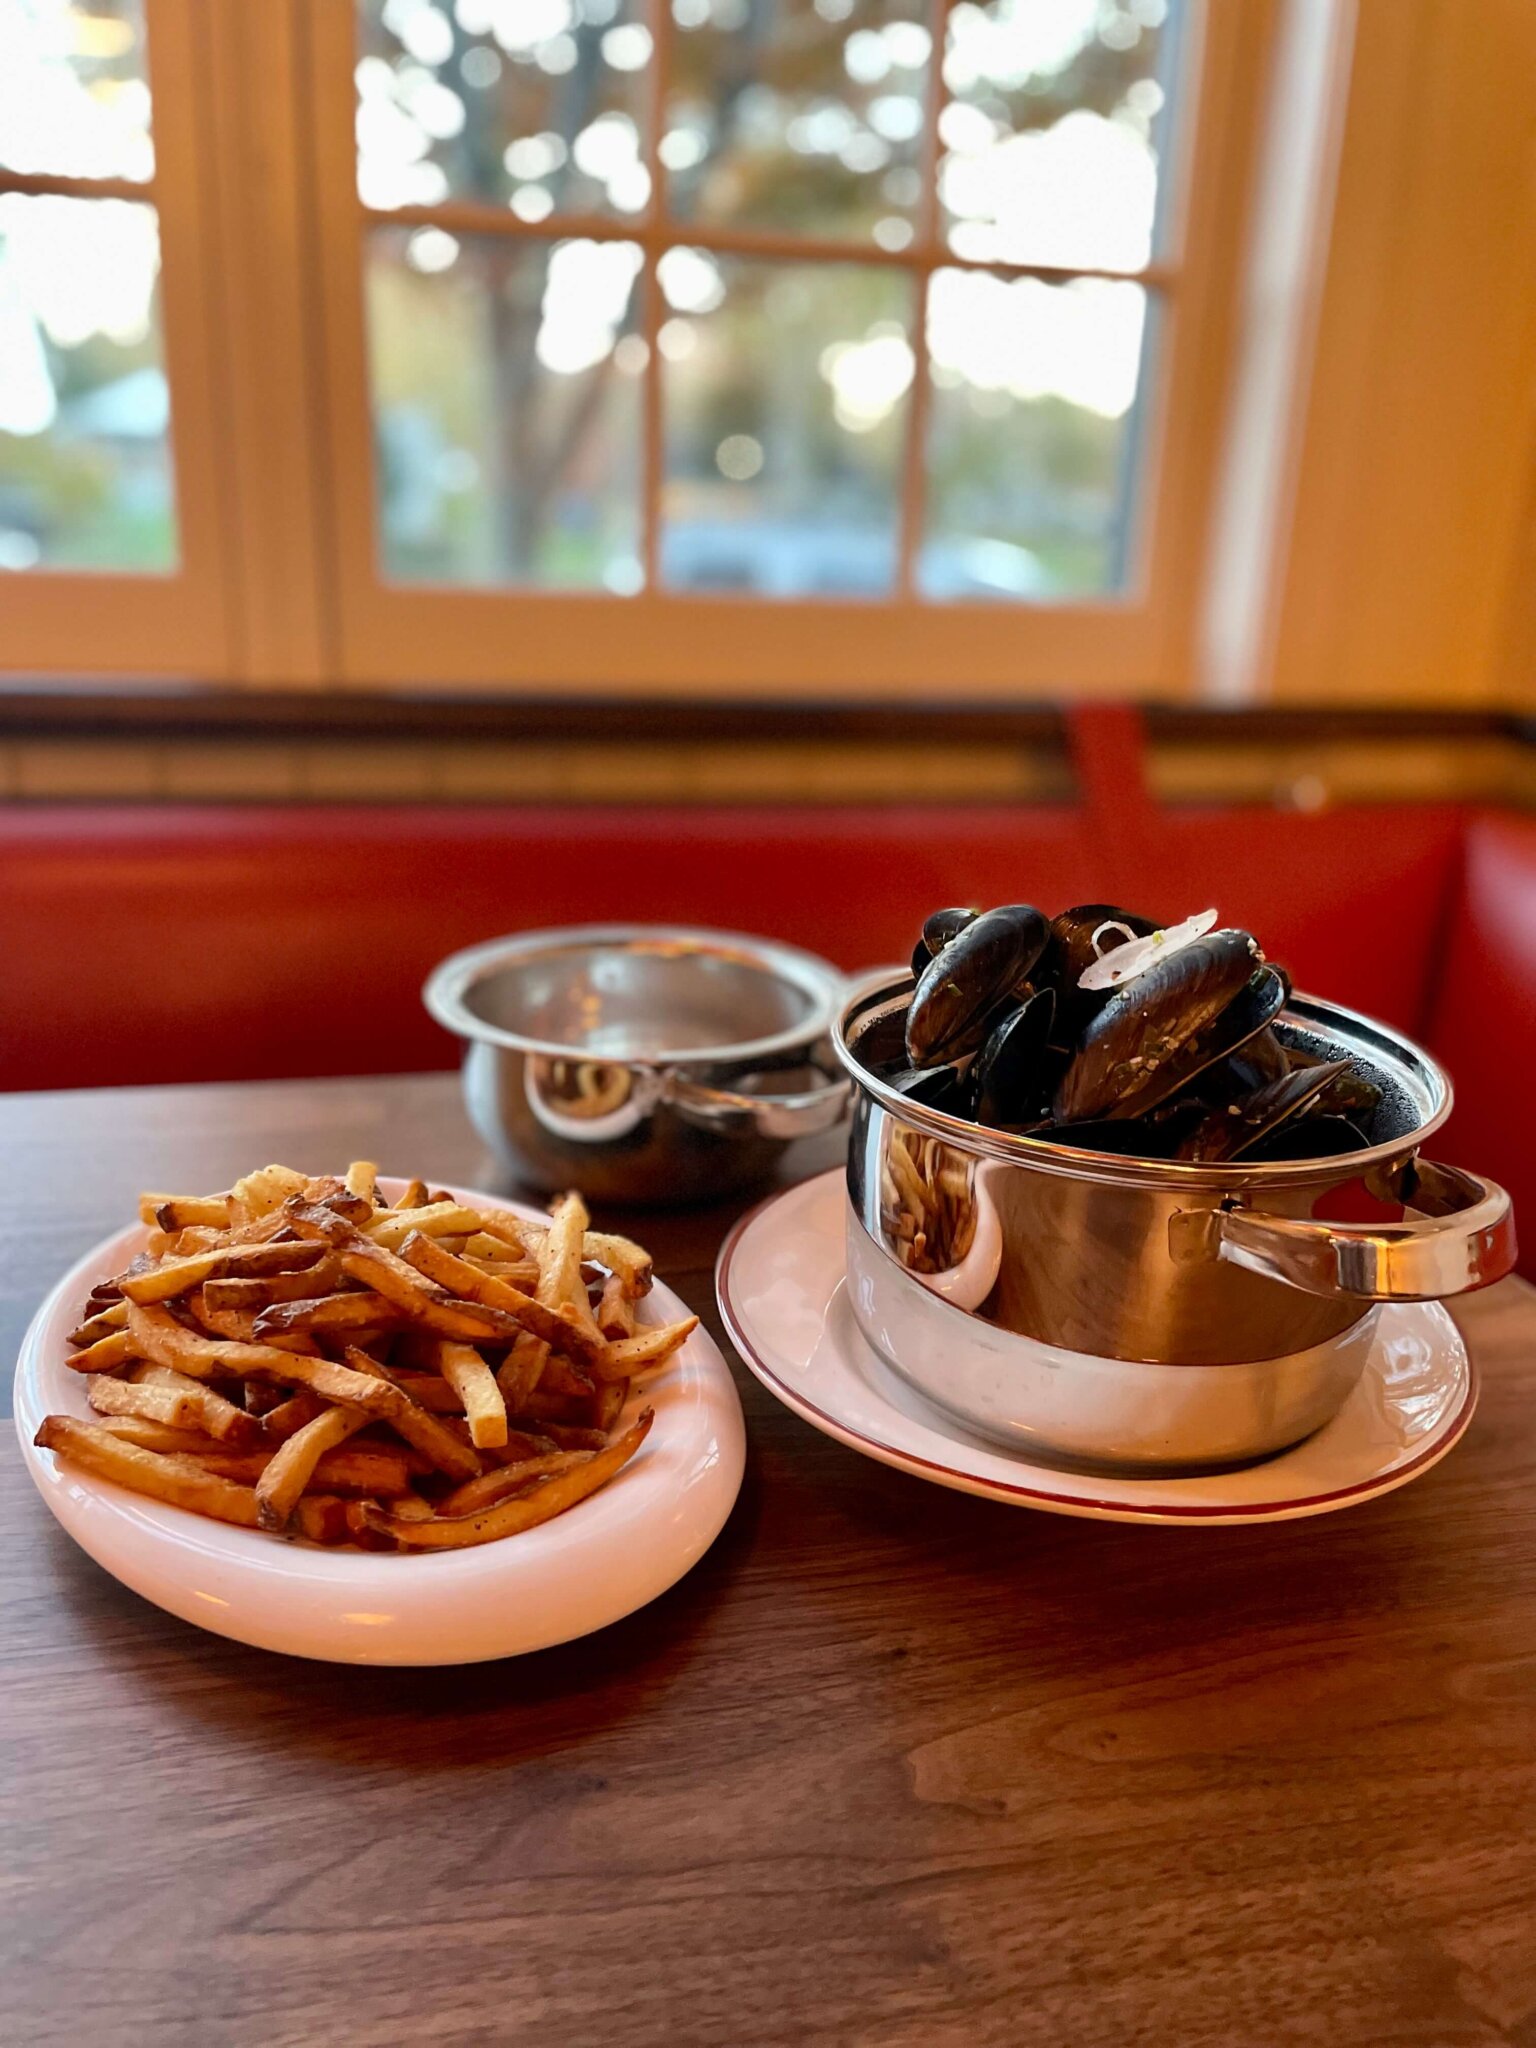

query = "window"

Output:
[[0, 0, 232, 670], [313, 0, 1267, 692], [0, 2, 1273, 693]]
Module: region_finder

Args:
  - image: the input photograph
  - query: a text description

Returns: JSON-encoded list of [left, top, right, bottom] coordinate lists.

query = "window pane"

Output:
[[365, 228, 645, 590], [940, 0, 1182, 270], [0, 0, 153, 180], [666, 0, 930, 245], [0, 195, 176, 573], [920, 270, 1151, 601], [661, 254, 911, 597], [356, 0, 653, 219]]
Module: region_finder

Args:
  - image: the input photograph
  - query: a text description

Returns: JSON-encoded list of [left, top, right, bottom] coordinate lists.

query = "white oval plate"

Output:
[[16, 1180, 745, 1663], [717, 1170, 1477, 1526]]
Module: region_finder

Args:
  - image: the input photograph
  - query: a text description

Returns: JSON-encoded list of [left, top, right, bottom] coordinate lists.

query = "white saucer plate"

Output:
[[16, 1180, 745, 1663], [716, 1170, 1476, 1527]]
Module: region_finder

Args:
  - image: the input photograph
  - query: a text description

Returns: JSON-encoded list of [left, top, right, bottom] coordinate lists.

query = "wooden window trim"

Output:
[[0, 0, 237, 675]]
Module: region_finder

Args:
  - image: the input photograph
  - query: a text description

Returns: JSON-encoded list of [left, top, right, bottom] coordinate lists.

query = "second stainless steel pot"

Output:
[[426, 925, 850, 1205]]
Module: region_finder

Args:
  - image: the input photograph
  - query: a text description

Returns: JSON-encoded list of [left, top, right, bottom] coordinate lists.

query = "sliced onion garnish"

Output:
[[1078, 908, 1221, 992]]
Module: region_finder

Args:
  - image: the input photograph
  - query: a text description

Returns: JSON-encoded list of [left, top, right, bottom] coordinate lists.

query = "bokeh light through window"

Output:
[[354, 0, 1187, 601]]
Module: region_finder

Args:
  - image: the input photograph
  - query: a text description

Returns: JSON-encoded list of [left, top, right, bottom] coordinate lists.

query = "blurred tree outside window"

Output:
[[356, 0, 1185, 606], [0, 0, 177, 575]]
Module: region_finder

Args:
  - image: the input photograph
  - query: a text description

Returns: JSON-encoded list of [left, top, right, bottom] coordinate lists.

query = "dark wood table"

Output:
[[4, 1074, 1535, 2048]]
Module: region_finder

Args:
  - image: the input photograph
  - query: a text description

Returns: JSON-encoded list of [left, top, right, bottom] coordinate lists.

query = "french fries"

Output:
[[37, 1165, 678, 1547]]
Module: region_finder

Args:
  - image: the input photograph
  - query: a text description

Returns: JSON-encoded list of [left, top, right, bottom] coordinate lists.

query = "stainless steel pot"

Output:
[[426, 925, 850, 1205], [836, 972, 1515, 1467]]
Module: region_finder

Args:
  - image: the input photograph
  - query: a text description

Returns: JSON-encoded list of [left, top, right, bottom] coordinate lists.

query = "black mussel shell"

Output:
[[891, 1064, 971, 1115], [1049, 904, 1162, 990], [1217, 1027, 1290, 1094], [1174, 1059, 1351, 1163], [1311, 1064, 1384, 1127], [973, 988, 1057, 1127], [1138, 964, 1291, 1114], [853, 1002, 912, 1076], [910, 906, 978, 979], [906, 903, 1051, 1066], [1246, 1114, 1372, 1162], [1053, 930, 1268, 1124], [1041, 1113, 1199, 1161]]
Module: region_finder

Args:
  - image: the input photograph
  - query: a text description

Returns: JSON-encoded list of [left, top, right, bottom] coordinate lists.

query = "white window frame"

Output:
[[304, 0, 1277, 697], [0, 0, 238, 675], [2, 0, 1277, 696]]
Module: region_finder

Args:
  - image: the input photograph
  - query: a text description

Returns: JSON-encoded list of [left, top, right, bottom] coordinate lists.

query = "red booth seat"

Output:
[[1424, 814, 1536, 1251], [0, 799, 1467, 1090], [0, 720, 1525, 1270]]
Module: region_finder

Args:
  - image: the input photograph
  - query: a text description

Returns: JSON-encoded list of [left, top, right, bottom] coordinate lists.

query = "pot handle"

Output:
[[665, 1069, 851, 1141], [1187, 1157, 1517, 1301]]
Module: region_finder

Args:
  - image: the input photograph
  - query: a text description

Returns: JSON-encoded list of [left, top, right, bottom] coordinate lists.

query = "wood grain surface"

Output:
[[3, 1074, 1534, 2048]]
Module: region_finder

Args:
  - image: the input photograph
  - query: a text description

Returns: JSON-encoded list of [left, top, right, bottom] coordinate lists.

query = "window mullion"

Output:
[[641, 0, 669, 595], [896, 0, 950, 601]]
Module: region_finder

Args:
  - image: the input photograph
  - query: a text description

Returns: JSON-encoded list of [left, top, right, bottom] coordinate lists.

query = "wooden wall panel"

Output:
[[1268, 0, 1536, 707]]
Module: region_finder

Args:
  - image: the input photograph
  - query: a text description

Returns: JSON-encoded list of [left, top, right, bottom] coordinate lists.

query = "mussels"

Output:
[[1053, 929, 1267, 1124], [905, 903, 1050, 1067], [888, 898, 1381, 1163]]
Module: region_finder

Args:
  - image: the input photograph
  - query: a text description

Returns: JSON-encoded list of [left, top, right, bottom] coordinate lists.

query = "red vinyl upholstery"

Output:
[[1423, 813, 1536, 1267], [0, 712, 1525, 1268], [0, 798, 1466, 1087]]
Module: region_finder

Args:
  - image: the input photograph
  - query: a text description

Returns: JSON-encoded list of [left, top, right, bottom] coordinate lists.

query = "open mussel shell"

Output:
[[1040, 1111, 1202, 1161], [909, 905, 979, 980], [1050, 904, 1161, 987], [1311, 1064, 1384, 1126], [1245, 1114, 1372, 1162], [1174, 1059, 1351, 1163], [905, 903, 1050, 1067], [973, 987, 1058, 1128], [1213, 1026, 1290, 1094], [1053, 930, 1272, 1124], [891, 1063, 973, 1115]]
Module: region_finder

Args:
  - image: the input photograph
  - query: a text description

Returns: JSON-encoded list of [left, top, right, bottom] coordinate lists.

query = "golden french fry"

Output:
[[260, 1389, 326, 1440], [177, 1294, 315, 1352], [597, 1273, 635, 1340], [253, 1291, 403, 1338], [591, 1316, 699, 1382], [283, 1204, 528, 1343], [538, 1353, 596, 1400], [395, 1177, 429, 1211], [203, 1256, 342, 1311], [133, 1362, 263, 1445], [378, 1370, 462, 1414], [86, 1368, 250, 1445], [68, 1301, 130, 1346], [337, 1348, 483, 1480], [528, 1223, 653, 1300], [63, 1329, 137, 1375], [363, 1202, 482, 1252], [140, 1194, 231, 1233], [256, 1404, 371, 1530], [401, 1232, 608, 1370], [438, 1450, 592, 1516], [289, 1493, 353, 1545], [119, 1238, 323, 1307], [588, 1378, 629, 1433], [432, 1339, 507, 1449], [92, 1416, 223, 1455], [228, 1163, 309, 1223], [344, 1160, 379, 1205], [359, 1410, 652, 1549], [35, 1416, 261, 1527]]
